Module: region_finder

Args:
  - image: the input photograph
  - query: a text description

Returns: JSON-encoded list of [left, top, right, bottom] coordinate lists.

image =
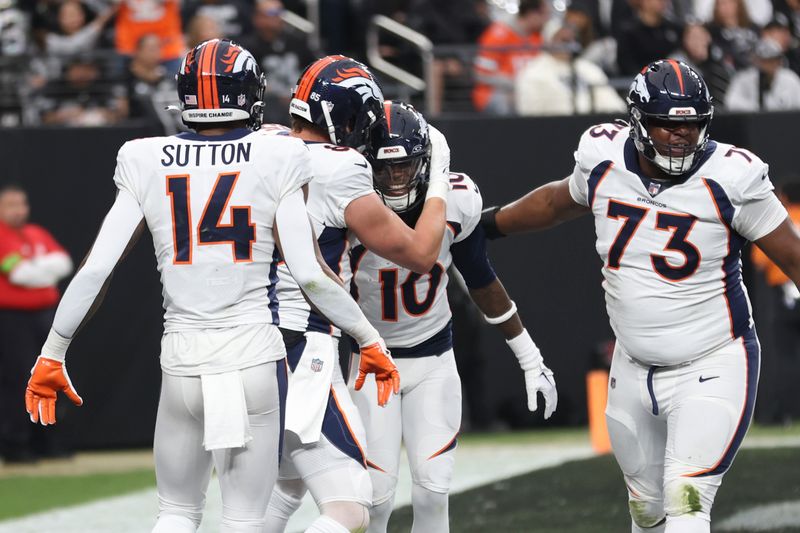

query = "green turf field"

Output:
[[388, 447, 800, 532], [0, 469, 155, 521]]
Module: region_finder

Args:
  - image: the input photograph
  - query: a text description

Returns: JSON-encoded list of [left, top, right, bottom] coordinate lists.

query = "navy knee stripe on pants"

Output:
[[277, 358, 288, 463], [687, 329, 760, 478]]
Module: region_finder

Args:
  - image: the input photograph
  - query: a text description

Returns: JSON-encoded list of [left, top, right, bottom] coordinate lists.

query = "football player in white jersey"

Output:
[[263, 59, 451, 533], [22, 40, 399, 533], [347, 101, 557, 533], [481, 60, 800, 533]]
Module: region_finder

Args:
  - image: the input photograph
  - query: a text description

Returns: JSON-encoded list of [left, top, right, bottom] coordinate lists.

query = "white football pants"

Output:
[[350, 349, 462, 533], [153, 361, 286, 532], [606, 330, 760, 531]]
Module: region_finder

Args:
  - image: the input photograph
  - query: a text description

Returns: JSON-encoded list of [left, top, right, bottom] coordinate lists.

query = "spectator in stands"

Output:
[[123, 34, 181, 133], [241, 0, 317, 124], [693, 0, 773, 27], [564, 2, 618, 75], [762, 14, 800, 74], [115, 0, 185, 72], [706, 0, 760, 71], [37, 54, 126, 126], [774, 0, 800, 40], [0, 183, 72, 463], [726, 37, 800, 110], [616, 0, 684, 76], [407, 0, 491, 114], [670, 22, 734, 106], [44, 0, 115, 57], [515, 25, 626, 115], [473, 0, 549, 115], [182, 0, 252, 39], [185, 13, 223, 49]]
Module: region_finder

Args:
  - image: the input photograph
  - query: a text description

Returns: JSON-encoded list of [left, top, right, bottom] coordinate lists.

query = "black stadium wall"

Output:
[[1, 112, 796, 449]]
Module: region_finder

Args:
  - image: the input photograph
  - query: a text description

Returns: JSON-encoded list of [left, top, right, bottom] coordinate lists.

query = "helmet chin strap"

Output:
[[320, 100, 338, 144]]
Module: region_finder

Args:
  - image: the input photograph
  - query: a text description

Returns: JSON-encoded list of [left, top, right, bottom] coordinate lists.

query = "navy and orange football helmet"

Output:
[[367, 101, 431, 214], [627, 59, 713, 175], [176, 39, 266, 129], [289, 55, 384, 151]]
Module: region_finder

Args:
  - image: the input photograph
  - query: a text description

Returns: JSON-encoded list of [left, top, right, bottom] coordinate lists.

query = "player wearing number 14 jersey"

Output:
[[22, 40, 398, 533], [482, 60, 800, 533], [348, 102, 557, 533]]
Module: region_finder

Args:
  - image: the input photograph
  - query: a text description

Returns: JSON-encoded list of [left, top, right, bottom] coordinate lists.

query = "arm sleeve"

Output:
[[276, 189, 380, 347], [451, 223, 497, 289], [51, 189, 145, 339]]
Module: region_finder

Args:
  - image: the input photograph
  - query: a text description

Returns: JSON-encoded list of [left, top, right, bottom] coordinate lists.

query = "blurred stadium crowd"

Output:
[[1, 0, 800, 129]]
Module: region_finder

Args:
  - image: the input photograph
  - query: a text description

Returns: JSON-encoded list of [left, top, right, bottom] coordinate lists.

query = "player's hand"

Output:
[[523, 365, 557, 419], [426, 125, 451, 201], [355, 340, 400, 407], [25, 356, 83, 426]]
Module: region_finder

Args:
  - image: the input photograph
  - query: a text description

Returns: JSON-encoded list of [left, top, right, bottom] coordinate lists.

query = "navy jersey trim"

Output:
[[276, 358, 288, 463], [588, 160, 614, 207], [703, 178, 750, 339], [306, 226, 348, 334], [175, 128, 253, 141], [347, 320, 453, 358], [451, 223, 497, 289]]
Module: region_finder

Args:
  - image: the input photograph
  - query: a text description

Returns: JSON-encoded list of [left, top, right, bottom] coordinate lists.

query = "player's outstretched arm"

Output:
[[275, 189, 400, 406], [344, 126, 450, 274], [468, 278, 558, 419], [482, 177, 589, 239], [26, 190, 145, 425], [755, 217, 800, 290]]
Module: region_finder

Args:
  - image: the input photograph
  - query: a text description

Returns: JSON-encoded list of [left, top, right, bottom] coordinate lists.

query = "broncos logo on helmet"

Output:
[[290, 55, 384, 151], [176, 39, 266, 130]]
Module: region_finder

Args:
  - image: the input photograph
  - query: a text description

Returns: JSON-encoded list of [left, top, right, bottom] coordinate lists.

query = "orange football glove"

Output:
[[25, 356, 83, 426], [355, 341, 400, 407]]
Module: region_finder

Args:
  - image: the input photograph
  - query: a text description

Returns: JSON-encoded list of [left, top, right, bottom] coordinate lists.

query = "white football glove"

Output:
[[426, 125, 450, 201], [507, 329, 558, 419], [523, 364, 558, 419]]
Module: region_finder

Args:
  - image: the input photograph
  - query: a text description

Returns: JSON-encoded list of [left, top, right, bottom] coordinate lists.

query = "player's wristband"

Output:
[[40, 328, 71, 361], [480, 206, 506, 240], [506, 329, 543, 372], [349, 317, 381, 348], [425, 180, 449, 202], [1, 252, 22, 274], [484, 300, 517, 325]]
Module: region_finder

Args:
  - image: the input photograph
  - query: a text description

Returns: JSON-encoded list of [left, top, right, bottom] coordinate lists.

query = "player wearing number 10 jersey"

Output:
[[482, 60, 800, 533], [348, 102, 557, 533], [22, 40, 398, 533]]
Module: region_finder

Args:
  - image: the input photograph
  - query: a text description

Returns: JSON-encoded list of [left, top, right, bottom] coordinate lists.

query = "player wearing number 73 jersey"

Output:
[[348, 102, 557, 533], [22, 40, 397, 533], [482, 60, 800, 533]]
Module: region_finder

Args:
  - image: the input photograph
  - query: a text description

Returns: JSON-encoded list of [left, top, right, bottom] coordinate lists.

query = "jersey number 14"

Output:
[[166, 173, 256, 264]]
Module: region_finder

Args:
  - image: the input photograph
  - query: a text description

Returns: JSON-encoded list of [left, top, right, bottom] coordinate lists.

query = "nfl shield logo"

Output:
[[648, 181, 661, 196], [237, 94, 246, 106], [310, 358, 323, 372]]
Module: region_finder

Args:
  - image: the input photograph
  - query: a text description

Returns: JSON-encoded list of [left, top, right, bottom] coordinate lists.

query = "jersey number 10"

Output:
[[166, 173, 256, 264]]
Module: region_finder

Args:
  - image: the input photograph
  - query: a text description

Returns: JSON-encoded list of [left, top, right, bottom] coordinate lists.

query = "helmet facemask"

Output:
[[629, 106, 712, 176], [373, 155, 429, 213]]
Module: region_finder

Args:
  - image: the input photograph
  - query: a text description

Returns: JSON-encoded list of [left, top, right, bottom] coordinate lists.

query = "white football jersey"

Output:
[[112, 128, 313, 332], [272, 134, 377, 335], [569, 122, 787, 365], [351, 173, 488, 355]]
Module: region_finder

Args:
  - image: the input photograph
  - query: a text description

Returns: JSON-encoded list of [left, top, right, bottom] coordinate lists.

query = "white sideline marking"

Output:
[[717, 500, 800, 531], [0, 443, 594, 533]]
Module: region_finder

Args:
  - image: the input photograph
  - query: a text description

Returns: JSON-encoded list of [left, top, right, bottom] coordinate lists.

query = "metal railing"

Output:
[[366, 15, 435, 114]]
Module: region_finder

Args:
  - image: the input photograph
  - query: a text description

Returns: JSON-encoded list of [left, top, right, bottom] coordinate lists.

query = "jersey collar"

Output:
[[175, 128, 253, 141], [623, 138, 717, 197]]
